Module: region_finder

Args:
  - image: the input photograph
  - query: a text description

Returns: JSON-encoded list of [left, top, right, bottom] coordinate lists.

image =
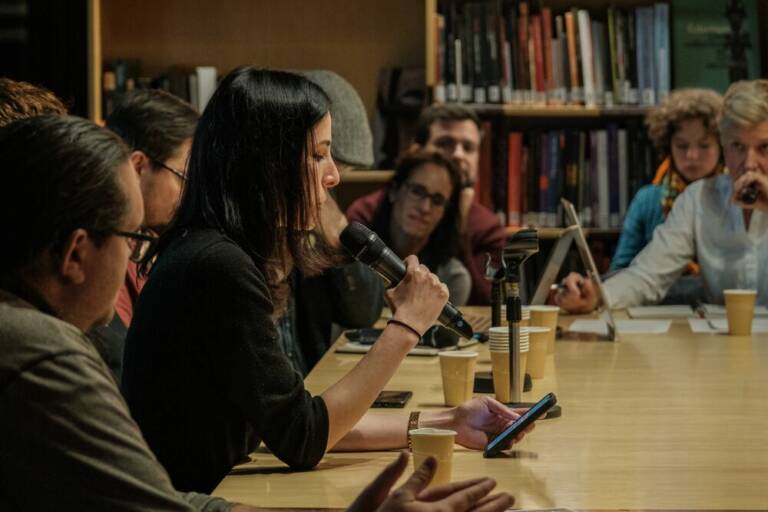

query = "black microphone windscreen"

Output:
[[340, 222, 387, 266]]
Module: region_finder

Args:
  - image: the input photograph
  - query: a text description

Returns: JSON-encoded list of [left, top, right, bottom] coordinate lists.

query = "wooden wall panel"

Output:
[[101, 0, 425, 116]]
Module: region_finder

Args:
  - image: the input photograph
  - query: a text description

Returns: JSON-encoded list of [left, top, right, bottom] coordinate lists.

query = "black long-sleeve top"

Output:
[[122, 228, 329, 494]]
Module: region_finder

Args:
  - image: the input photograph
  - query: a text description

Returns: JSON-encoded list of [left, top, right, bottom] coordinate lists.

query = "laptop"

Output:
[[531, 198, 618, 341]]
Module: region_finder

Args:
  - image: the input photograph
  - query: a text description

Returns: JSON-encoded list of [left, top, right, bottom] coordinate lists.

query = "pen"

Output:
[[550, 279, 584, 292]]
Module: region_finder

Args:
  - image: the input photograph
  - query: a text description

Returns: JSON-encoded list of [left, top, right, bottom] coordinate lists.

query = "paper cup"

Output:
[[529, 305, 560, 353], [489, 343, 529, 403], [409, 428, 456, 487], [439, 351, 478, 406], [724, 289, 758, 336], [500, 305, 531, 327], [526, 326, 551, 379]]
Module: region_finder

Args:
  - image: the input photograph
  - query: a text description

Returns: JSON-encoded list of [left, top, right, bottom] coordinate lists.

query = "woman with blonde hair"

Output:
[[558, 80, 768, 312]]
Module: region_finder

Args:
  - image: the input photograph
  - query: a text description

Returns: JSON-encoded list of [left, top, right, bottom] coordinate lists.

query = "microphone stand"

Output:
[[485, 254, 505, 328], [504, 261, 526, 404], [502, 229, 562, 419], [503, 229, 538, 407]]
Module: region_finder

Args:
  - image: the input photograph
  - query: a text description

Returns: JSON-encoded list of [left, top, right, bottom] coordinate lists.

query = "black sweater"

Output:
[[122, 228, 329, 493]]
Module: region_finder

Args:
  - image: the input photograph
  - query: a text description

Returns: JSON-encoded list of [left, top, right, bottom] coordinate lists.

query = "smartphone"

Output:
[[346, 328, 383, 345], [483, 392, 557, 458], [371, 390, 413, 408]]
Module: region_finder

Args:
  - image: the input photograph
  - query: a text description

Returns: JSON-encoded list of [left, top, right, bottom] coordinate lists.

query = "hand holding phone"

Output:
[[483, 392, 557, 458]]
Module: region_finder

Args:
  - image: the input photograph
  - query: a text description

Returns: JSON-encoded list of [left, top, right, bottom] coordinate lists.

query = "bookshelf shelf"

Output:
[[506, 226, 620, 239], [465, 104, 650, 118], [339, 170, 394, 184]]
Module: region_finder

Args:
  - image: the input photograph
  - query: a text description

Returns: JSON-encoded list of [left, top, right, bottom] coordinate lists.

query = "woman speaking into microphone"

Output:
[[122, 67, 533, 494]]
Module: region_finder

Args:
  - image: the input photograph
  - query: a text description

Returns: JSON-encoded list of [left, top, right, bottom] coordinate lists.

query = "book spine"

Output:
[[577, 10, 596, 107], [434, 13, 447, 102], [531, 14, 546, 103], [654, 2, 670, 103], [507, 132, 524, 226], [591, 20, 606, 106], [607, 7, 621, 103], [541, 7, 555, 101], [476, 120, 494, 208], [519, 2, 533, 103], [486, 2, 502, 103], [626, 8, 639, 104], [607, 123, 620, 227], [596, 129, 610, 229], [565, 12, 582, 104], [618, 128, 629, 222]]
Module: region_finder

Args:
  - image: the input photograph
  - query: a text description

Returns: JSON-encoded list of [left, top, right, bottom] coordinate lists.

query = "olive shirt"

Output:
[[0, 290, 230, 511]]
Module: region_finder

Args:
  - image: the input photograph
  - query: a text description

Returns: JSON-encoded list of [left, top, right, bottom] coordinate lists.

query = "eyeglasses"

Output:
[[137, 149, 187, 181], [112, 229, 158, 263], [402, 182, 449, 208], [152, 159, 187, 181]]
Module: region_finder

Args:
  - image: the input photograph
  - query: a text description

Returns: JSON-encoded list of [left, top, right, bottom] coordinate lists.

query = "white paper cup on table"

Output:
[[526, 326, 550, 379], [488, 327, 529, 402], [438, 351, 478, 406], [724, 289, 758, 336], [529, 305, 560, 353], [409, 428, 456, 487]]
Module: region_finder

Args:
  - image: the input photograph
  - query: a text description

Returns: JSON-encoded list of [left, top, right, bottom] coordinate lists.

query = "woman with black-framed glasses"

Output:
[[347, 149, 472, 306]]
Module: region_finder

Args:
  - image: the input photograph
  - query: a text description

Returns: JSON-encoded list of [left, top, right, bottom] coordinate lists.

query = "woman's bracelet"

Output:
[[407, 410, 421, 451], [386, 318, 423, 341]]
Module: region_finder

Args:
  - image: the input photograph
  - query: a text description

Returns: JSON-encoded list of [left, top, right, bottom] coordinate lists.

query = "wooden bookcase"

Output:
[[87, 0, 426, 122]]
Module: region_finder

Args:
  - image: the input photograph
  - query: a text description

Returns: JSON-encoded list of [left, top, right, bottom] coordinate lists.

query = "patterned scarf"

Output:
[[652, 157, 689, 219]]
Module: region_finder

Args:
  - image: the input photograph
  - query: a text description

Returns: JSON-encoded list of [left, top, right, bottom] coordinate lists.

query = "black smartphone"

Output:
[[483, 392, 557, 458], [346, 328, 383, 345], [371, 390, 413, 408]]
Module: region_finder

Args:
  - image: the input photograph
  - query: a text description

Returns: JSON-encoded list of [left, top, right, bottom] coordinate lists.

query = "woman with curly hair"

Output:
[[611, 89, 723, 273]]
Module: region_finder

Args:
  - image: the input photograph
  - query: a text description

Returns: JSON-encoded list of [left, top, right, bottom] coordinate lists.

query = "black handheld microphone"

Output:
[[739, 183, 759, 205], [340, 222, 474, 339]]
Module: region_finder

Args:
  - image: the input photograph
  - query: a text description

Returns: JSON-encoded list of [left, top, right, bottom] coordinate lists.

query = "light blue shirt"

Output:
[[605, 174, 768, 307]]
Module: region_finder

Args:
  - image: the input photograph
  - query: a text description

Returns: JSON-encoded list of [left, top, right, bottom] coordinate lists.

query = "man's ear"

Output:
[[130, 150, 152, 177], [58, 229, 90, 285]]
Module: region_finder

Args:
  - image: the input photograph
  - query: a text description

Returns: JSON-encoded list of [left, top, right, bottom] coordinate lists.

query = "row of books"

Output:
[[102, 60, 218, 117], [433, 0, 670, 107], [474, 121, 658, 229]]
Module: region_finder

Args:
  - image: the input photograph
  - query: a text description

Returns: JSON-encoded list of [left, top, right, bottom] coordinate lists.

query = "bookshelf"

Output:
[[88, 0, 425, 122]]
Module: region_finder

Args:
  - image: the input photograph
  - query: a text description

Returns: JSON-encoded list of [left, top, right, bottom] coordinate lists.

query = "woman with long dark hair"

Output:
[[123, 67, 529, 493]]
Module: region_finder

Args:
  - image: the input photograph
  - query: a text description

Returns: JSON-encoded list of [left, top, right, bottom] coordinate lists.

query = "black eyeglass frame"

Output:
[[112, 229, 159, 263], [401, 181, 450, 208], [151, 159, 187, 181]]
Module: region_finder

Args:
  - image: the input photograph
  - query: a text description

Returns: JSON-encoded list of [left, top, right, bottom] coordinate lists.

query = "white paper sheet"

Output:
[[627, 305, 695, 318], [688, 318, 768, 334], [568, 319, 672, 335], [700, 304, 768, 317]]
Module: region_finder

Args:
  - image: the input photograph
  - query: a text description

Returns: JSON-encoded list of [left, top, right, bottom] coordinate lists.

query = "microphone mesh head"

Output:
[[340, 221, 386, 265]]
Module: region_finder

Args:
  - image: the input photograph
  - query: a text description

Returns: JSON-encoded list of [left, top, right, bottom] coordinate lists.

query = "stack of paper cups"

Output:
[[487, 326, 529, 403]]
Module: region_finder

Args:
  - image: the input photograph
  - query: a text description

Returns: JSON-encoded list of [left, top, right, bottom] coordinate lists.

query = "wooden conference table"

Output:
[[213, 308, 768, 510]]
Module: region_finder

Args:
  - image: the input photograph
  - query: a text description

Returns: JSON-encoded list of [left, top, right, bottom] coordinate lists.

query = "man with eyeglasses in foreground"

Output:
[[0, 113, 514, 512], [348, 104, 505, 304]]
